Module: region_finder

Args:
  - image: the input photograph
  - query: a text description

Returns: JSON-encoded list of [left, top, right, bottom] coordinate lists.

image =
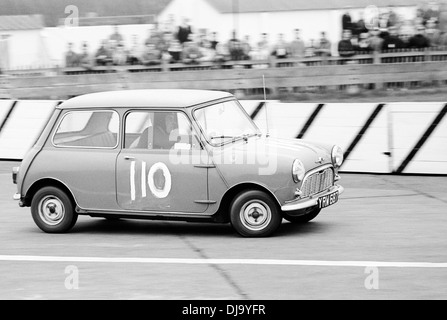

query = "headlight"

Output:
[[331, 145, 344, 168], [292, 159, 305, 183]]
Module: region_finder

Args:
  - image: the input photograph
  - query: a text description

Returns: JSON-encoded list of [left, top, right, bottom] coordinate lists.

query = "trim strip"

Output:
[[296, 103, 325, 139], [396, 103, 447, 174], [343, 103, 386, 163], [194, 200, 217, 204]]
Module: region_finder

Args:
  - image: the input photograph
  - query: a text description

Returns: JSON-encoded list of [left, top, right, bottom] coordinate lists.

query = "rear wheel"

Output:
[[31, 187, 78, 233], [283, 207, 321, 224], [230, 190, 281, 237]]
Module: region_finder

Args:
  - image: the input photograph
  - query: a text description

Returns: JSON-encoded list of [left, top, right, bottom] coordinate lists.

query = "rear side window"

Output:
[[52, 110, 119, 148]]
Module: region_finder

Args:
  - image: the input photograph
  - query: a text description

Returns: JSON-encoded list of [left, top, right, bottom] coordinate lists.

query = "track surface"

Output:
[[1, 161, 446, 300]]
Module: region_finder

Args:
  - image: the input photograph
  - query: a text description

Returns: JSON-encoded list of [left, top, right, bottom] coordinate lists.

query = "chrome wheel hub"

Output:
[[239, 200, 272, 231], [38, 196, 65, 226]]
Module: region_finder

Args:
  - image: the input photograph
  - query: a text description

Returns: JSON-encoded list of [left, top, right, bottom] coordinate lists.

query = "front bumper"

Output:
[[281, 184, 344, 212]]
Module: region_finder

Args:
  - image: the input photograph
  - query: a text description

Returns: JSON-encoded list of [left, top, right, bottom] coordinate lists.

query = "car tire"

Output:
[[230, 190, 282, 237], [283, 207, 321, 224], [31, 187, 78, 233]]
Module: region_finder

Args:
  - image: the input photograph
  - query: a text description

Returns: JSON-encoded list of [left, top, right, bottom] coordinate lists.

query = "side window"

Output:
[[53, 111, 119, 148], [125, 111, 201, 150]]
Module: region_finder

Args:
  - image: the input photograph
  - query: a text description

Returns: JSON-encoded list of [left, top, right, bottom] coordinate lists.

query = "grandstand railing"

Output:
[[2, 48, 447, 99]]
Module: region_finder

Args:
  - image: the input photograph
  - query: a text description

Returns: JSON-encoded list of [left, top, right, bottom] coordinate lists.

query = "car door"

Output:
[[47, 109, 121, 211], [116, 110, 210, 214]]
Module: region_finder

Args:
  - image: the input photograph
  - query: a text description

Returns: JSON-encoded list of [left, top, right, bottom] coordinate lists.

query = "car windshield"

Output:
[[194, 100, 260, 146]]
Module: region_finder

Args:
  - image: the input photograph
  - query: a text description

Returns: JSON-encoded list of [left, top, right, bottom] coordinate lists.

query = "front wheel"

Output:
[[31, 187, 78, 233], [283, 207, 321, 224], [230, 190, 282, 237]]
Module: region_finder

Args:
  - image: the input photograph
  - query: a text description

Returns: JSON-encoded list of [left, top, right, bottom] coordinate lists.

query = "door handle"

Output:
[[124, 156, 136, 161]]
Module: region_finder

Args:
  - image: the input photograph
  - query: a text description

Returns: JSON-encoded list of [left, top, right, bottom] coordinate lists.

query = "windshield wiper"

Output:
[[210, 135, 237, 142], [210, 133, 258, 143], [238, 133, 259, 141]]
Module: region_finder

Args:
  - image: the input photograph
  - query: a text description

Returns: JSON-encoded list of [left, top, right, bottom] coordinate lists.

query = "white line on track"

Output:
[[0, 255, 446, 268]]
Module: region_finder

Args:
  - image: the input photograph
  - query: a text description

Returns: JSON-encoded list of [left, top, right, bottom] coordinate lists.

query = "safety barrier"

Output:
[[0, 100, 60, 159], [3, 61, 447, 100], [0, 99, 445, 175], [246, 101, 447, 175], [4, 47, 447, 77]]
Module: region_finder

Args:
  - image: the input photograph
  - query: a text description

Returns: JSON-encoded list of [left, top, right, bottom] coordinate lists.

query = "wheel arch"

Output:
[[23, 178, 77, 208], [214, 182, 281, 223]]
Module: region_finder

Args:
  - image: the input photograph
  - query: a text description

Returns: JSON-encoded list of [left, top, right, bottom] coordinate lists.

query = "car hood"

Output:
[[267, 137, 333, 163], [209, 135, 333, 170]]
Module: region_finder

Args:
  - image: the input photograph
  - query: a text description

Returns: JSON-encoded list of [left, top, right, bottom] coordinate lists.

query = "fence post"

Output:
[[424, 47, 431, 62], [373, 50, 381, 64]]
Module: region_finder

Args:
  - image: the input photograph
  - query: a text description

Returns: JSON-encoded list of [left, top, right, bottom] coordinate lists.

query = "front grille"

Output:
[[301, 167, 334, 197]]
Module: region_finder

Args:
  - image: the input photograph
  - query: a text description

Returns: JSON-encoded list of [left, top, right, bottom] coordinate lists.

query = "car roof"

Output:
[[58, 89, 234, 109]]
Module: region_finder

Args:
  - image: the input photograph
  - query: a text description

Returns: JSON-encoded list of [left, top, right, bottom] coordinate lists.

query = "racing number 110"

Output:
[[130, 160, 172, 201]]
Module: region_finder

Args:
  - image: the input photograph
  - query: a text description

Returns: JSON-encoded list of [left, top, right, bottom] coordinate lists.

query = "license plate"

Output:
[[318, 191, 339, 209]]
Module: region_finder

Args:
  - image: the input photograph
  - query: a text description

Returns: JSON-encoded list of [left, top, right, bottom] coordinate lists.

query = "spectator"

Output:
[[338, 29, 355, 57], [422, 2, 440, 26], [354, 12, 369, 36], [315, 31, 332, 57], [382, 26, 406, 51], [387, 6, 399, 27], [177, 17, 193, 44], [113, 42, 127, 66], [355, 32, 373, 54], [127, 35, 144, 65], [304, 39, 316, 57], [369, 27, 384, 52], [227, 31, 245, 61], [141, 43, 162, 66], [439, 31, 447, 46], [210, 32, 219, 50], [95, 40, 113, 66], [214, 41, 230, 65], [145, 26, 165, 52], [182, 34, 203, 64], [65, 42, 79, 67], [198, 39, 216, 62], [241, 35, 253, 60], [255, 32, 271, 60], [159, 31, 174, 53], [197, 32, 208, 48], [167, 39, 183, 63], [400, 19, 417, 38], [425, 18, 441, 46], [271, 33, 289, 59], [408, 25, 431, 49], [288, 29, 305, 58], [438, 2, 447, 34], [78, 42, 93, 69], [109, 25, 124, 44], [378, 12, 390, 37], [342, 10, 353, 33]]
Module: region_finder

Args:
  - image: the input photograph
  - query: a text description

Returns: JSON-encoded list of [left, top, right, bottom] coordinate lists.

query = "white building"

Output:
[[0, 15, 52, 70], [158, 0, 423, 55]]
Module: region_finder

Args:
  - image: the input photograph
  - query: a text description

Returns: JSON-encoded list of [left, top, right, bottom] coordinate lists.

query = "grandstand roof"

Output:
[[0, 15, 44, 31], [205, 0, 422, 13], [0, 0, 170, 27]]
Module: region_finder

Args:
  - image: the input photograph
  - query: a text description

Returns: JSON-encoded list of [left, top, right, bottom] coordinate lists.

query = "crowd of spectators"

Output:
[[65, 3, 447, 69], [337, 4, 447, 57]]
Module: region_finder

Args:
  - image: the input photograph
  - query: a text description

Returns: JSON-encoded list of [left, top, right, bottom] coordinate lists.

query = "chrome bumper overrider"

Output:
[[281, 185, 344, 212], [13, 193, 21, 201]]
